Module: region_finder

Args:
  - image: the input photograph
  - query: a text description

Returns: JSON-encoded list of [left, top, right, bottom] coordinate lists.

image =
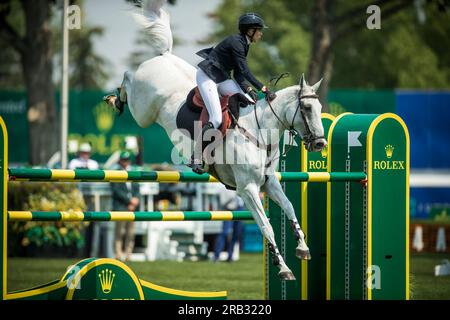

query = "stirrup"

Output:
[[188, 155, 206, 174], [191, 163, 206, 175]]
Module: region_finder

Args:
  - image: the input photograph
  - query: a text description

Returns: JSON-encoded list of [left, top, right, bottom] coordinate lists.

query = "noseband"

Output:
[[250, 90, 325, 159], [265, 92, 324, 148], [291, 93, 325, 147]]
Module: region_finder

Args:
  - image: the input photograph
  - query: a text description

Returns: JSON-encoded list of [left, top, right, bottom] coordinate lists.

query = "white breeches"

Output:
[[196, 68, 246, 129]]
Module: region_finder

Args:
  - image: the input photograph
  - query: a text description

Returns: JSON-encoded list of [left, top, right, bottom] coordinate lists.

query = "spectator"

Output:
[[68, 142, 99, 257], [111, 151, 140, 261], [213, 187, 245, 262], [68, 143, 99, 170]]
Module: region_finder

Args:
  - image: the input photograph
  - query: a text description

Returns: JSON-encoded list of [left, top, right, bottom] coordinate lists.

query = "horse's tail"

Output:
[[129, 0, 173, 57]]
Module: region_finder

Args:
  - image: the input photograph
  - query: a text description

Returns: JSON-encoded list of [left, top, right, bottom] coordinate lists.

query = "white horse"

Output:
[[108, 0, 327, 280]]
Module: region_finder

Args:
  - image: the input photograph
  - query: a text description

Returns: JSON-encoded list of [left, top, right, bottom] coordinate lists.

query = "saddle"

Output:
[[176, 87, 251, 139], [175, 87, 254, 191], [193, 87, 232, 136]]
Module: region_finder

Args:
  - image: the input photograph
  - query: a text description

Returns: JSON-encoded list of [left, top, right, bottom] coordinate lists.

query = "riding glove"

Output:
[[265, 90, 277, 102], [246, 88, 259, 103]]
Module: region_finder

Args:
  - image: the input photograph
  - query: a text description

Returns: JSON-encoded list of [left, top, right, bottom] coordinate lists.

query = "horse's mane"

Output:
[[238, 85, 299, 118], [275, 85, 300, 105]]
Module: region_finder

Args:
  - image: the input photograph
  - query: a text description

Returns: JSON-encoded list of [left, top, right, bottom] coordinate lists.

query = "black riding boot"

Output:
[[188, 122, 214, 174]]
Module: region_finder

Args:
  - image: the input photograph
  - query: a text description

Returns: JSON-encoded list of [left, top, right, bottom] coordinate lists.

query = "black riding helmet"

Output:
[[238, 13, 268, 34]]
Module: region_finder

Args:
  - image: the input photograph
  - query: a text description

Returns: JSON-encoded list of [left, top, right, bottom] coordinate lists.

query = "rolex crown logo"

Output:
[[93, 101, 115, 133], [385, 144, 394, 159], [98, 269, 115, 294], [320, 145, 328, 159]]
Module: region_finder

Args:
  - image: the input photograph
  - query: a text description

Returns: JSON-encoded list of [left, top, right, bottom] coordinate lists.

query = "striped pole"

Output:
[[8, 211, 255, 222], [8, 169, 366, 183], [1, 116, 7, 299]]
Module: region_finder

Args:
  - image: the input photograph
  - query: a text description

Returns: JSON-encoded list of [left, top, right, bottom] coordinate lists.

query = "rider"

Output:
[[190, 12, 277, 174]]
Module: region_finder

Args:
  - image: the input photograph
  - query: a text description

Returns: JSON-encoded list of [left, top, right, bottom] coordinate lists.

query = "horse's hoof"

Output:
[[187, 160, 206, 175], [103, 92, 125, 116], [278, 271, 296, 281], [192, 167, 206, 175], [296, 248, 311, 260], [103, 94, 116, 106]]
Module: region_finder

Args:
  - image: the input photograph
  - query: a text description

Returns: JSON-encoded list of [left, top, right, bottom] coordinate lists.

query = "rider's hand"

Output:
[[130, 197, 140, 207], [264, 89, 277, 102], [246, 87, 258, 103], [261, 86, 277, 102]]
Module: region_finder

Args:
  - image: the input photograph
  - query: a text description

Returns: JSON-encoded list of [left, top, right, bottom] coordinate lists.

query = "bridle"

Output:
[[261, 90, 325, 153], [295, 93, 325, 148], [232, 83, 325, 169]]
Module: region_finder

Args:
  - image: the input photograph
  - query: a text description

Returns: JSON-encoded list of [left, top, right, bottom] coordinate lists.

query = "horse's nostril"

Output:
[[315, 142, 324, 149]]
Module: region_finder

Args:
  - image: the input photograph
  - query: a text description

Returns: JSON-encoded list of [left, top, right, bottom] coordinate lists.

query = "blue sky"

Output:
[[84, 0, 221, 89]]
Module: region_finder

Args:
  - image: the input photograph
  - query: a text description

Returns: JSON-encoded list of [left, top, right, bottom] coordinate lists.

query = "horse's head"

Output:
[[284, 74, 327, 152]]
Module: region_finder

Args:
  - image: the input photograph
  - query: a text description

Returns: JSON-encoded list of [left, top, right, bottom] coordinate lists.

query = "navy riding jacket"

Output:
[[196, 33, 264, 92]]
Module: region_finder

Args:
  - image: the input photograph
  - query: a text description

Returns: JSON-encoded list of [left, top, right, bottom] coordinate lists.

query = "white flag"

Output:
[[412, 225, 424, 252], [436, 227, 447, 252], [348, 131, 362, 153]]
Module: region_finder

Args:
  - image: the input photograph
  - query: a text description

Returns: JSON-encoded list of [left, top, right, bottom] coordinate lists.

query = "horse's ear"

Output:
[[299, 73, 307, 90], [311, 78, 323, 92]]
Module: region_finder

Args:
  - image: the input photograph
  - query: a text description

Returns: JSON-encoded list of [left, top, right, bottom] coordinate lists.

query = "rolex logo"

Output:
[[98, 269, 115, 294], [385, 144, 394, 159], [93, 102, 115, 133], [320, 146, 328, 159]]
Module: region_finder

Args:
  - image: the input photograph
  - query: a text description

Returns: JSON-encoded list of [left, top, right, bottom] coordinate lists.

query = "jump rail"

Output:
[[7, 210, 255, 222], [8, 168, 366, 183]]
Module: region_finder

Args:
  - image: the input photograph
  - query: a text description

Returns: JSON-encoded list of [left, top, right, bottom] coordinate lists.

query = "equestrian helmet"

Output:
[[238, 13, 268, 33]]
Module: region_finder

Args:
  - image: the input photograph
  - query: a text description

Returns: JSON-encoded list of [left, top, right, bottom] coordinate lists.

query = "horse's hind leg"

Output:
[[262, 175, 311, 260], [237, 182, 295, 281], [104, 71, 133, 116]]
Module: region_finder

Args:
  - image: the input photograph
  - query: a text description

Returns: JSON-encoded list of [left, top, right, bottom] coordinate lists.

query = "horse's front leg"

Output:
[[262, 174, 311, 260], [236, 181, 295, 281]]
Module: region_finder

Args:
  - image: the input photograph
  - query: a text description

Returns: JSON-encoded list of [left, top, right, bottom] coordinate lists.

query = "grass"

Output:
[[409, 253, 450, 300], [7, 253, 265, 300], [6, 253, 450, 300]]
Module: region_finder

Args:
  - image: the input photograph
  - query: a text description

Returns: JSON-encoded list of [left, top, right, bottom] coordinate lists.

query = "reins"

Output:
[[232, 75, 324, 168]]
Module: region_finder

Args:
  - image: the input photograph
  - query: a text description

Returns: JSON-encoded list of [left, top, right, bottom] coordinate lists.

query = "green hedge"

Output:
[[7, 182, 87, 257]]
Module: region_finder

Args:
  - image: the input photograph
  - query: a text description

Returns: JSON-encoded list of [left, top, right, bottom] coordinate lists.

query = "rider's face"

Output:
[[249, 28, 263, 42]]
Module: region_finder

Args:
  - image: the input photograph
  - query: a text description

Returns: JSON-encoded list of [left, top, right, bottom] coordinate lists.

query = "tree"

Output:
[[52, 1, 111, 90], [0, 1, 23, 90], [306, 0, 443, 100], [204, 0, 450, 109], [331, 8, 450, 89], [0, 0, 58, 165], [68, 26, 111, 90], [203, 0, 311, 89], [0, 0, 111, 165]]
